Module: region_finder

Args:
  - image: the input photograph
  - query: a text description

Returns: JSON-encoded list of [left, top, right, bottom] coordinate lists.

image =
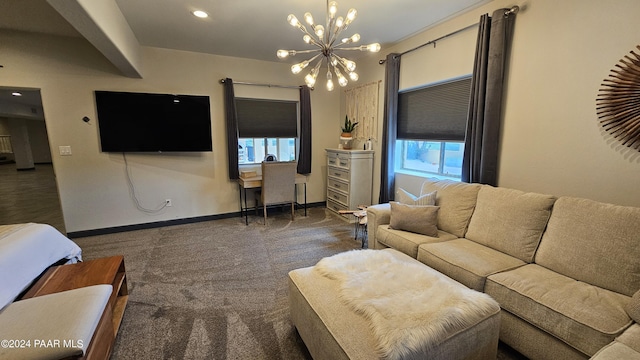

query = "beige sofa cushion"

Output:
[[417, 238, 525, 292], [486, 264, 632, 356], [377, 225, 457, 258], [618, 324, 640, 354], [465, 186, 556, 263], [389, 202, 439, 237], [591, 342, 640, 360], [535, 196, 640, 296], [396, 188, 437, 206], [420, 179, 482, 238]]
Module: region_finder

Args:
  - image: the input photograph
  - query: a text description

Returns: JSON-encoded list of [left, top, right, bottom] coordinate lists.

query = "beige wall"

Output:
[[0, 31, 339, 232], [344, 0, 640, 207], [3, 0, 640, 233]]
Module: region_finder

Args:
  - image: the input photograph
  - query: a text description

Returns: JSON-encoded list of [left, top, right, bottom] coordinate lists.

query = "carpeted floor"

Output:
[[73, 207, 527, 359]]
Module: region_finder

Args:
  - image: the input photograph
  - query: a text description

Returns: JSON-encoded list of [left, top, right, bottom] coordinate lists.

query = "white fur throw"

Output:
[[314, 249, 499, 360]]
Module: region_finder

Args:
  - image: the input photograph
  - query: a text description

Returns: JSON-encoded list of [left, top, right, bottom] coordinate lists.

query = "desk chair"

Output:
[[256, 161, 297, 224]]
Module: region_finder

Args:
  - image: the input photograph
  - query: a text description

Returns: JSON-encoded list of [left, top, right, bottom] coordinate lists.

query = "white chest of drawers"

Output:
[[325, 149, 374, 217]]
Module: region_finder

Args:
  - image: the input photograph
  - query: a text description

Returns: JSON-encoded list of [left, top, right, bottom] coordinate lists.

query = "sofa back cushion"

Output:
[[465, 186, 556, 263], [535, 197, 640, 296], [420, 179, 482, 238]]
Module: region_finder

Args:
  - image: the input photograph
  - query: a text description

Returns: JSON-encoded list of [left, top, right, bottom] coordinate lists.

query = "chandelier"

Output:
[[276, 1, 381, 91]]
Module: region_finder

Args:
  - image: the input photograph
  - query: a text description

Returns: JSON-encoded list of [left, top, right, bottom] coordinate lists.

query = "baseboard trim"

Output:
[[67, 201, 326, 238]]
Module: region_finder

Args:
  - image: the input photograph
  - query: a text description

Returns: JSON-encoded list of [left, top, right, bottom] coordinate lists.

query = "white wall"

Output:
[[25, 120, 52, 163], [0, 31, 339, 232], [344, 0, 640, 207]]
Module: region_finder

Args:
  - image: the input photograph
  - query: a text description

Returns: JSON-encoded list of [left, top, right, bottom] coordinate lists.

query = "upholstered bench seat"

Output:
[[0, 285, 112, 360], [288, 249, 501, 360]]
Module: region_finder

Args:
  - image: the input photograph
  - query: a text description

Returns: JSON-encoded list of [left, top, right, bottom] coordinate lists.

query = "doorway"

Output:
[[0, 87, 65, 233]]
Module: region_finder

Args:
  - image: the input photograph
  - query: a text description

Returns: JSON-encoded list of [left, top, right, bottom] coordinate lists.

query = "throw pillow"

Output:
[[396, 188, 437, 206], [627, 289, 640, 323], [389, 202, 440, 237]]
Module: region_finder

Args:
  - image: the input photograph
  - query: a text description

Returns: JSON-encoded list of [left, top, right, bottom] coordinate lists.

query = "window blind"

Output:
[[236, 98, 298, 138], [397, 76, 471, 141]]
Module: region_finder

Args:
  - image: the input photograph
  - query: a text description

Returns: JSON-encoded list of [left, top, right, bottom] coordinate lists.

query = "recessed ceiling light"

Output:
[[12, 92, 22, 97], [192, 10, 208, 19]]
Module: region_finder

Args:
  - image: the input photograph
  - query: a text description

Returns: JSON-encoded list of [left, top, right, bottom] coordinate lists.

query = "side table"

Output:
[[339, 207, 368, 248]]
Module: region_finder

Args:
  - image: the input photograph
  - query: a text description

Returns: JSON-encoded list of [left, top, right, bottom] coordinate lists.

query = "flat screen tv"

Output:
[[95, 91, 212, 152]]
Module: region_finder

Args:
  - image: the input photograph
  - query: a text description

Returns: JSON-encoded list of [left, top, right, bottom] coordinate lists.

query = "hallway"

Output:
[[0, 163, 65, 234]]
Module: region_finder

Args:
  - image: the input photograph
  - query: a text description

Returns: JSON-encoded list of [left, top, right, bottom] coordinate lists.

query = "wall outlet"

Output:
[[165, 199, 172, 207], [59, 146, 72, 156]]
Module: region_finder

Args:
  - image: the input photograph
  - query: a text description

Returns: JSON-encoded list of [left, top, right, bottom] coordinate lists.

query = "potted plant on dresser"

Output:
[[340, 115, 358, 150]]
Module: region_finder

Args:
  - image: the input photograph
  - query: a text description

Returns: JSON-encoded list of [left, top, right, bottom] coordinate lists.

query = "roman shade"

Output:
[[397, 77, 471, 141], [236, 98, 298, 138]]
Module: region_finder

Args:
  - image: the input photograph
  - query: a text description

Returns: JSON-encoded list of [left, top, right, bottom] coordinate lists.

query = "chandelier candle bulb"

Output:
[[346, 8, 357, 22], [329, 1, 338, 17], [304, 12, 315, 26], [288, 14, 300, 27], [326, 70, 334, 91], [278, 1, 380, 91], [365, 43, 381, 52], [342, 33, 360, 44], [334, 67, 348, 87]]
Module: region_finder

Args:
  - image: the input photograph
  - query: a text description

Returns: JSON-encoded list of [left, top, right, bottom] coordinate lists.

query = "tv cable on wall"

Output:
[[123, 153, 169, 214]]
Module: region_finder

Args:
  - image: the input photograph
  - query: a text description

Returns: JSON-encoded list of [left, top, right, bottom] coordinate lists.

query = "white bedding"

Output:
[[0, 223, 82, 310]]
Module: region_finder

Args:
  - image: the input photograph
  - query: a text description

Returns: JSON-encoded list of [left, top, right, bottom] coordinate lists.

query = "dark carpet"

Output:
[[73, 208, 526, 359]]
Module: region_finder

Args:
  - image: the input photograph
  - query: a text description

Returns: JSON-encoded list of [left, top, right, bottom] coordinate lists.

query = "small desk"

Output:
[[238, 174, 308, 225]]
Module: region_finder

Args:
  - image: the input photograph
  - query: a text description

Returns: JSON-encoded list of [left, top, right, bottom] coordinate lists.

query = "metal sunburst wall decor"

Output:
[[596, 45, 640, 152]]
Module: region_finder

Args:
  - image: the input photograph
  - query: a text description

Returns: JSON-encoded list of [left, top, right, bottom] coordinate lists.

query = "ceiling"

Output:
[[0, 0, 488, 108], [0, 0, 488, 63]]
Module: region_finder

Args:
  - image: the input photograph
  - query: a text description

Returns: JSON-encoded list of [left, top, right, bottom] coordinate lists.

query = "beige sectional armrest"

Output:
[[366, 203, 391, 249]]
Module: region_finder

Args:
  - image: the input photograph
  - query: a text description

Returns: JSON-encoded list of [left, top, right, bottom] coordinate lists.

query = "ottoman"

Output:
[[288, 249, 500, 360]]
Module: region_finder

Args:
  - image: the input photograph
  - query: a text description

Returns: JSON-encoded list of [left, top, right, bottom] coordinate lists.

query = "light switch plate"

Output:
[[59, 146, 72, 156]]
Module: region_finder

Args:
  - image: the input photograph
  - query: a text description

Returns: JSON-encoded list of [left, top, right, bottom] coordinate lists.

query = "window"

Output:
[[399, 140, 464, 178], [236, 98, 298, 164], [238, 138, 296, 164], [396, 76, 471, 179]]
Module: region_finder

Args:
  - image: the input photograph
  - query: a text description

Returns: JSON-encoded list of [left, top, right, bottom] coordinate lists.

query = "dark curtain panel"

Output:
[[223, 78, 240, 180], [297, 85, 312, 174], [462, 9, 516, 185], [378, 53, 401, 203]]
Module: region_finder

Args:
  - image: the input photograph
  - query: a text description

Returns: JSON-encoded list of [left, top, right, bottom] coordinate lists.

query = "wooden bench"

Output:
[[19, 255, 129, 360]]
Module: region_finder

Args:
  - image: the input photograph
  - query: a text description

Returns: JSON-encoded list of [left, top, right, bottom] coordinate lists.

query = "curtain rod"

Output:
[[379, 5, 519, 64], [219, 79, 302, 90]]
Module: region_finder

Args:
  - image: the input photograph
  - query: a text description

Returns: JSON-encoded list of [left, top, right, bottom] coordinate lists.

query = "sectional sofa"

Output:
[[366, 179, 640, 359]]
